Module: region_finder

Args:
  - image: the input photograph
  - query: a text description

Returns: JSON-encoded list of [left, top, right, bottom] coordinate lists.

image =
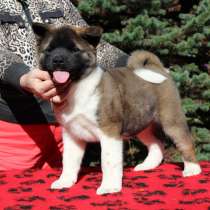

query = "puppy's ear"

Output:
[[32, 23, 50, 39], [80, 26, 103, 47]]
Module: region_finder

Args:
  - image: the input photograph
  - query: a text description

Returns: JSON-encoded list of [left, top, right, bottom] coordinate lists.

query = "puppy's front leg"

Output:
[[97, 134, 123, 195], [51, 129, 86, 189]]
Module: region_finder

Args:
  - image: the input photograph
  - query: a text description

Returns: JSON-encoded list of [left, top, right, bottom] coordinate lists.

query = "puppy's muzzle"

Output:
[[52, 55, 65, 68]]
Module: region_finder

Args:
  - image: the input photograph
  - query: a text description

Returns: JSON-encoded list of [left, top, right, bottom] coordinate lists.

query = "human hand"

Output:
[[20, 68, 57, 100], [50, 83, 70, 105]]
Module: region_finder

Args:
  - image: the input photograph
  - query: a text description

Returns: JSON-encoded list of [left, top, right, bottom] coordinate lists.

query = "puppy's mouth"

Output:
[[53, 70, 70, 84]]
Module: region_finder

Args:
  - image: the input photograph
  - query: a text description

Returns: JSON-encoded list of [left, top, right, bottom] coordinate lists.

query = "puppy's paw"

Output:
[[51, 178, 76, 189], [134, 163, 159, 171], [183, 162, 202, 177], [96, 185, 121, 195]]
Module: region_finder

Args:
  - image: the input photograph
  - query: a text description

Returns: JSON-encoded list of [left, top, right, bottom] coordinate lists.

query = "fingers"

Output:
[[20, 68, 69, 102], [51, 95, 63, 104], [39, 87, 58, 100], [33, 69, 51, 81], [50, 83, 71, 104], [20, 68, 58, 100], [51, 90, 67, 104], [35, 80, 54, 94], [34, 81, 57, 100]]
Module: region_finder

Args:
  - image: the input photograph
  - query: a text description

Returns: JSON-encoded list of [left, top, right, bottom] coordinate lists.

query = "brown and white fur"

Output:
[[32, 23, 201, 195]]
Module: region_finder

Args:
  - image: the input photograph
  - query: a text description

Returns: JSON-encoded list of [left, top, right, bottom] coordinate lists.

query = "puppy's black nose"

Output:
[[52, 55, 65, 66]]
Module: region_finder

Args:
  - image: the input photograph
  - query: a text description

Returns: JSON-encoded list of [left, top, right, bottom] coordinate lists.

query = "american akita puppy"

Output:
[[32, 23, 201, 195]]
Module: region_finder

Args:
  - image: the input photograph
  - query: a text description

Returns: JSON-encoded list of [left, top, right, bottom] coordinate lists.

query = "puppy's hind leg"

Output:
[[134, 123, 164, 171], [161, 119, 201, 177], [51, 129, 86, 189]]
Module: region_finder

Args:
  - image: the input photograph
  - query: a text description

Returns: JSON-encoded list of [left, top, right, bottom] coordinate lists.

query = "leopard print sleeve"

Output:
[[0, 27, 30, 89], [0, 50, 23, 81], [63, 0, 129, 70]]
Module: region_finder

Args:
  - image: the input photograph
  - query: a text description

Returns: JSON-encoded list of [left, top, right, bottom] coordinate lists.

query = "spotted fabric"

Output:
[[0, 162, 209, 209], [0, 0, 127, 82]]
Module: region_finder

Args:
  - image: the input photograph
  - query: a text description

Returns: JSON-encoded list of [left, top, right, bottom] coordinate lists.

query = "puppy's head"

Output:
[[32, 23, 103, 84]]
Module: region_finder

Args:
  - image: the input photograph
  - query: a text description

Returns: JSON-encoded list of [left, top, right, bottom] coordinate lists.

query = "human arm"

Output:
[[0, 26, 60, 101], [0, 34, 30, 92]]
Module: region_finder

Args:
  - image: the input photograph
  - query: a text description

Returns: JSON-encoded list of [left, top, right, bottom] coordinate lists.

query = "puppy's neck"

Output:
[[77, 65, 103, 90]]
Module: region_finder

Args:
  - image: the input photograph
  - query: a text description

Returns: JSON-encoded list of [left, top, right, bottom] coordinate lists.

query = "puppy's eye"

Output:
[[44, 47, 52, 53], [69, 47, 79, 52], [41, 49, 50, 56]]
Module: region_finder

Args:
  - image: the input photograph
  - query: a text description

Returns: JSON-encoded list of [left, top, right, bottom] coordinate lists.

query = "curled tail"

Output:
[[127, 50, 169, 84], [127, 50, 169, 73]]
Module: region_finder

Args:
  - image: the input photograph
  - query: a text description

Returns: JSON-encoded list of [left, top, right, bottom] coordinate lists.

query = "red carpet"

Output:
[[0, 162, 210, 210]]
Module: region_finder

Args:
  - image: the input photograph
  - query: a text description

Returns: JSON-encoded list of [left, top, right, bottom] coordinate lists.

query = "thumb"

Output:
[[51, 95, 63, 104]]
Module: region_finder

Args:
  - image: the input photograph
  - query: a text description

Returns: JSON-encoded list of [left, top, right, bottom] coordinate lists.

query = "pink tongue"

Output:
[[53, 71, 70, 83]]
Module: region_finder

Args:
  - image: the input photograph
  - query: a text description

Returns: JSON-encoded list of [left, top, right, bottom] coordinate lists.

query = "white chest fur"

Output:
[[55, 66, 103, 142]]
